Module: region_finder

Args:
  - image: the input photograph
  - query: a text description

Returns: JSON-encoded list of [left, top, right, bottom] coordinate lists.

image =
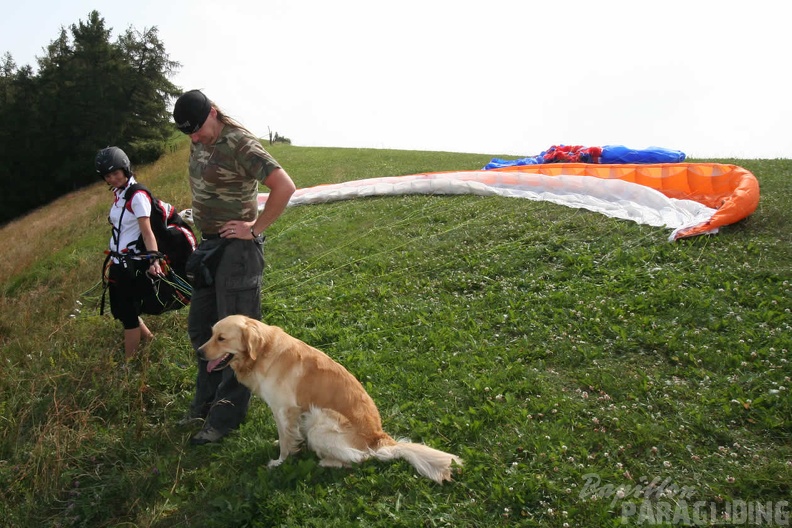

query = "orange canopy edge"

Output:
[[493, 162, 760, 239]]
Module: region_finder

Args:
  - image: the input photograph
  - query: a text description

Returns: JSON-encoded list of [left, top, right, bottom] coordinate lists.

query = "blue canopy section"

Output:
[[484, 156, 543, 170], [484, 145, 686, 170], [600, 145, 686, 164]]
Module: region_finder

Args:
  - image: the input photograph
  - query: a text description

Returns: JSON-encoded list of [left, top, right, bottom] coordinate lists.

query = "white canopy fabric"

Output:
[[258, 171, 717, 239]]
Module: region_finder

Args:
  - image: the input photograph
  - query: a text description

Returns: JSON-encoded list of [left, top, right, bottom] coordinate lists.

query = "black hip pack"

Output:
[[185, 238, 229, 288]]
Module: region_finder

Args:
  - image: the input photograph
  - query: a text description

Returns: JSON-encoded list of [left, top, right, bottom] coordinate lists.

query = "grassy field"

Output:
[[0, 144, 790, 527]]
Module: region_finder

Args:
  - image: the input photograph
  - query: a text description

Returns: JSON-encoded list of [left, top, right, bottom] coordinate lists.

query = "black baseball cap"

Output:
[[173, 89, 212, 134]]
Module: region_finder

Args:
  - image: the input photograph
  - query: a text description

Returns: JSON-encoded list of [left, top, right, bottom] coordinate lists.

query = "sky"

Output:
[[1, 0, 789, 159]]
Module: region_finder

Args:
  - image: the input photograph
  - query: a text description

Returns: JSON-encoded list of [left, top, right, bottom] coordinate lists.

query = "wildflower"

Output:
[[726, 476, 736, 484]]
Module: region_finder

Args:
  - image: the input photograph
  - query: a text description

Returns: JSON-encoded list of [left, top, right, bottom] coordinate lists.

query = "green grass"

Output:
[[0, 147, 790, 527]]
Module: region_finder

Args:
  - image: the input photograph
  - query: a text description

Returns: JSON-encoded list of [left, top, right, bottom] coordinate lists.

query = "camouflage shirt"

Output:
[[188, 125, 281, 235]]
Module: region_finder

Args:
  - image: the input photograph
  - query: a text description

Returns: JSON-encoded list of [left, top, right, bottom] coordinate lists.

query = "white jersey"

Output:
[[108, 177, 152, 263]]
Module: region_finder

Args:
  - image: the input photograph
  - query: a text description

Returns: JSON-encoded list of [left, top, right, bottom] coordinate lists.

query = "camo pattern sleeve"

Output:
[[188, 126, 282, 235]]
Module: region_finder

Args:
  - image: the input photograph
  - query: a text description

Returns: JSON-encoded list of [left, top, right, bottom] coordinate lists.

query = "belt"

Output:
[[203, 233, 264, 242]]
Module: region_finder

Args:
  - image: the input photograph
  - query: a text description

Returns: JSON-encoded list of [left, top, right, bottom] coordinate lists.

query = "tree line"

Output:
[[0, 11, 180, 225]]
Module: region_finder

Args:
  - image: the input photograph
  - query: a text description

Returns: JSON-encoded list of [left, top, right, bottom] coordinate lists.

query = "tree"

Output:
[[115, 26, 180, 163], [0, 10, 181, 224]]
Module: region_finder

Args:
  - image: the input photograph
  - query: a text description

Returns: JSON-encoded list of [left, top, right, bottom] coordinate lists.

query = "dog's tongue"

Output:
[[206, 354, 230, 373]]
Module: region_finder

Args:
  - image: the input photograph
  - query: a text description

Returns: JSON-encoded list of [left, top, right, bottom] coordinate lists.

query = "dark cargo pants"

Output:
[[187, 236, 264, 433]]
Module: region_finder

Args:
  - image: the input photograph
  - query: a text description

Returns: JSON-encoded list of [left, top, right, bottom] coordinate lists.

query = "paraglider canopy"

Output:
[[255, 162, 759, 241]]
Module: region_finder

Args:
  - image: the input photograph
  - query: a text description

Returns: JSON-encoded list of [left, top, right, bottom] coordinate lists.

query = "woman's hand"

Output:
[[148, 258, 165, 277]]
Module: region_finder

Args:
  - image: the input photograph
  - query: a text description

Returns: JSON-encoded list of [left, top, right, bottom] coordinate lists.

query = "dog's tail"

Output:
[[373, 439, 462, 484]]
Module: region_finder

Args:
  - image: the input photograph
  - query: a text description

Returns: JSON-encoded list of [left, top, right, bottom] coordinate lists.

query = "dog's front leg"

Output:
[[267, 406, 303, 468]]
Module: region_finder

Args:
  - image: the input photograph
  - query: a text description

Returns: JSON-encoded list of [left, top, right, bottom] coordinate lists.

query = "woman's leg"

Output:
[[110, 263, 149, 360], [124, 328, 141, 360], [139, 317, 154, 341], [123, 318, 154, 360]]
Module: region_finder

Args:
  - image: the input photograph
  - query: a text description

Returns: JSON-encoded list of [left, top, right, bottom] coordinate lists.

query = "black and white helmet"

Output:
[[95, 146, 131, 178]]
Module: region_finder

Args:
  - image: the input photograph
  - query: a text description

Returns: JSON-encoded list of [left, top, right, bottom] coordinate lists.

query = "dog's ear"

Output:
[[243, 319, 264, 361]]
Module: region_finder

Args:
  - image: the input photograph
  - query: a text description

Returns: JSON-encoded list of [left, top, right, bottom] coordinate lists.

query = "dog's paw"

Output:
[[267, 458, 284, 468]]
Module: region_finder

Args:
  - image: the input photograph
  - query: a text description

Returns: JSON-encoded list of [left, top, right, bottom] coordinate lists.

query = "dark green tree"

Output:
[[0, 10, 181, 224], [116, 26, 181, 163], [0, 54, 45, 216]]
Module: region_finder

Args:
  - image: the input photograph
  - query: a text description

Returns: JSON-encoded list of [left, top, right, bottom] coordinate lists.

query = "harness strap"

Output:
[[99, 252, 112, 315]]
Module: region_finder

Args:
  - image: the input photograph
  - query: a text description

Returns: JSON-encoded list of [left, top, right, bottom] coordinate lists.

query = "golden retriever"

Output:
[[198, 315, 462, 483]]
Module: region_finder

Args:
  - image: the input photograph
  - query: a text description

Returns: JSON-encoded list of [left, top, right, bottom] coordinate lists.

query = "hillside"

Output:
[[1, 145, 790, 527]]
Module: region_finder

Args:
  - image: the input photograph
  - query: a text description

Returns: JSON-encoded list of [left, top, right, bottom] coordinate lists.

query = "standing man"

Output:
[[173, 89, 296, 444]]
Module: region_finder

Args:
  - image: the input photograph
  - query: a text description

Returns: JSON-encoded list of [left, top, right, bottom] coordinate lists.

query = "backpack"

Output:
[[123, 184, 197, 277], [101, 183, 197, 316]]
